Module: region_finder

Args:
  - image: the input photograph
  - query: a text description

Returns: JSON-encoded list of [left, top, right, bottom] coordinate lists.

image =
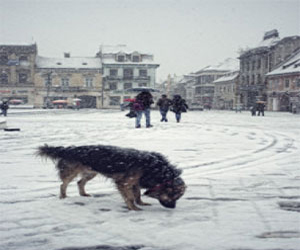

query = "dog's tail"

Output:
[[37, 144, 66, 161]]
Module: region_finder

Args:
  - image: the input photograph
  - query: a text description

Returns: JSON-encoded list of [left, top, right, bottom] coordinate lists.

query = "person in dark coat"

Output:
[[133, 91, 154, 128], [250, 105, 257, 116], [0, 101, 9, 117], [171, 95, 188, 123], [157, 94, 172, 122], [257, 102, 265, 116]]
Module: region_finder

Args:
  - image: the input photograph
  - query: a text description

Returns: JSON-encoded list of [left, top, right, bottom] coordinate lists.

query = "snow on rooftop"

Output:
[[198, 58, 239, 73], [36, 56, 101, 69], [214, 72, 239, 83], [100, 44, 151, 55], [256, 36, 280, 48], [267, 50, 300, 76]]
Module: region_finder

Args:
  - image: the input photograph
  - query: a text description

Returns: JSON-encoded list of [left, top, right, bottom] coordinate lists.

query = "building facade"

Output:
[[238, 30, 300, 109], [266, 49, 300, 113], [213, 71, 239, 110], [98, 45, 160, 108], [34, 54, 102, 108], [0, 44, 37, 104]]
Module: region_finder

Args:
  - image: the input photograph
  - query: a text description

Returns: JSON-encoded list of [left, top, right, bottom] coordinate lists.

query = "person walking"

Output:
[[0, 101, 9, 117], [157, 94, 172, 122], [257, 102, 265, 116], [133, 91, 154, 128], [171, 95, 188, 123]]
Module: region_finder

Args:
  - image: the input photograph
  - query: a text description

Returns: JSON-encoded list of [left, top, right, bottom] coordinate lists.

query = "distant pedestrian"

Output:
[[0, 101, 9, 117], [171, 95, 188, 123], [257, 102, 265, 116], [157, 94, 172, 122], [250, 105, 256, 116], [133, 91, 154, 128]]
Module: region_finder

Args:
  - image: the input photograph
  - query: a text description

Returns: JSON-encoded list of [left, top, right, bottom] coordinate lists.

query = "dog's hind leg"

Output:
[[78, 171, 97, 197], [133, 185, 151, 206], [57, 160, 79, 199]]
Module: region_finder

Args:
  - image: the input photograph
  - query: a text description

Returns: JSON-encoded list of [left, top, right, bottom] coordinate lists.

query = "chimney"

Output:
[[64, 52, 70, 58]]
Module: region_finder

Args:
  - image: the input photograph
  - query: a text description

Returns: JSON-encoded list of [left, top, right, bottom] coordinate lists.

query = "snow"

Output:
[[257, 36, 280, 48], [1, 109, 300, 250], [36, 56, 102, 69], [198, 58, 239, 73], [267, 50, 300, 76], [213, 72, 239, 83]]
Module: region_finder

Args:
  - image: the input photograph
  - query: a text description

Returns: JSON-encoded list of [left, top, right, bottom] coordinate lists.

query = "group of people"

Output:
[[125, 91, 189, 128], [0, 101, 9, 117]]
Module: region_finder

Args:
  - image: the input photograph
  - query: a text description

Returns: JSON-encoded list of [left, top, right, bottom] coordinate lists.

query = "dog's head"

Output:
[[144, 177, 186, 209]]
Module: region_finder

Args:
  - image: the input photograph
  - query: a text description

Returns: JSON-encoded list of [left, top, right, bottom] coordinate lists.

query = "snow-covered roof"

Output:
[[214, 72, 239, 83], [100, 44, 151, 55], [266, 50, 300, 76], [197, 58, 239, 73], [36, 56, 101, 69], [256, 36, 280, 48]]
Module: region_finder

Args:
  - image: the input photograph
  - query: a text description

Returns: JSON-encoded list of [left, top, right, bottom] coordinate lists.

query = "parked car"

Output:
[[189, 103, 204, 111]]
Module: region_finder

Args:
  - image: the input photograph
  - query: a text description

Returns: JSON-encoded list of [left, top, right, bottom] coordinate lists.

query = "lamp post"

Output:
[[45, 71, 52, 108]]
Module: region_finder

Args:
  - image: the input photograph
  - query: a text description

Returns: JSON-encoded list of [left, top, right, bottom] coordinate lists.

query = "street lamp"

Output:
[[45, 71, 52, 108]]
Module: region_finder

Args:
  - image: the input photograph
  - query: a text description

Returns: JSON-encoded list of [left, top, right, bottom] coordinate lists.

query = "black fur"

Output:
[[38, 144, 182, 189]]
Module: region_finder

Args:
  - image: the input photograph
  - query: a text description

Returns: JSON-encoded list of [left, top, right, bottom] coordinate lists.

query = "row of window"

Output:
[[109, 68, 148, 78], [0, 55, 28, 65], [0, 73, 28, 84], [241, 74, 262, 85], [108, 82, 147, 90], [44, 77, 95, 88], [116, 54, 141, 63], [269, 78, 300, 90], [241, 58, 268, 72]]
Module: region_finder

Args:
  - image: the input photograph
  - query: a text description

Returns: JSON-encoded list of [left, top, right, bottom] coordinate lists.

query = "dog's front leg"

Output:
[[133, 185, 151, 206], [116, 182, 141, 211]]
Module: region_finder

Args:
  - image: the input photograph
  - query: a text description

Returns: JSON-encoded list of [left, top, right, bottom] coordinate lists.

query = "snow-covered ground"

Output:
[[0, 109, 299, 250]]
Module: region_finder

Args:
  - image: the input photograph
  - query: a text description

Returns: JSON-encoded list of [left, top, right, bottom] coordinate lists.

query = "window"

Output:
[[285, 79, 290, 88], [109, 96, 120, 106], [257, 74, 261, 84], [117, 55, 125, 62], [257, 59, 261, 69], [19, 73, 27, 83], [110, 69, 118, 76], [132, 55, 140, 62], [0, 55, 8, 65], [0, 73, 8, 84], [138, 82, 147, 87], [252, 61, 255, 71], [139, 69, 147, 77], [19, 56, 28, 62], [124, 68, 133, 79], [297, 78, 300, 88], [61, 78, 69, 87], [85, 78, 93, 88], [109, 82, 117, 90], [124, 82, 132, 89]]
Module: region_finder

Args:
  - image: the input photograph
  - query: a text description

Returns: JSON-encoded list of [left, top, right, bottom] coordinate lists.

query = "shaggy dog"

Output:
[[37, 144, 186, 210]]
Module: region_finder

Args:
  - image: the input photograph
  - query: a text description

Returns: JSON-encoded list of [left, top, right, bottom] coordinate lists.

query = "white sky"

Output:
[[0, 0, 299, 81]]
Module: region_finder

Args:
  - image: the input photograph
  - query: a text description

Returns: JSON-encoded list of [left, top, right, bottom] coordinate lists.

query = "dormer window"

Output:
[[132, 55, 140, 62], [56, 62, 62, 65], [82, 62, 87, 65], [117, 54, 125, 62]]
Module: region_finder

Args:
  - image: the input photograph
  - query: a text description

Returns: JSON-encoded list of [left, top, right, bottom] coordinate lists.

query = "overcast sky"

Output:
[[0, 0, 299, 81]]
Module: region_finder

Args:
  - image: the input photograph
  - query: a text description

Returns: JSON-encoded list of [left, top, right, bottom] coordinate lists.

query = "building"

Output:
[[0, 44, 37, 105], [98, 45, 160, 108], [34, 54, 102, 108], [266, 49, 300, 113], [213, 71, 239, 110], [194, 58, 239, 109], [238, 29, 300, 109]]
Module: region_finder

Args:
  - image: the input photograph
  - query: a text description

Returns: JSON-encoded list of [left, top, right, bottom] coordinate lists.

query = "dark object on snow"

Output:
[[171, 95, 189, 122], [57, 244, 145, 250], [125, 110, 137, 118], [37, 144, 186, 211], [4, 128, 21, 132]]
